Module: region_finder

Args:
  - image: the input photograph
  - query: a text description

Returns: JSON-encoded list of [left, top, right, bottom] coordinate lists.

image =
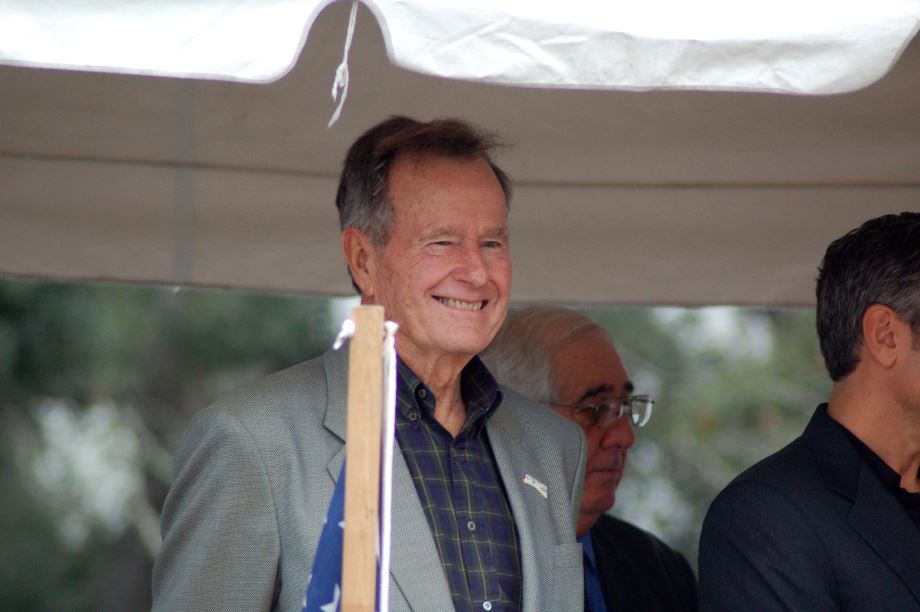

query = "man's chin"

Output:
[[583, 493, 615, 516], [430, 333, 495, 359], [586, 470, 619, 488]]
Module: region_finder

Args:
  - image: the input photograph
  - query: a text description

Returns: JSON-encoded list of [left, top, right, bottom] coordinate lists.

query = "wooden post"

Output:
[[341, 305, 385, 612]]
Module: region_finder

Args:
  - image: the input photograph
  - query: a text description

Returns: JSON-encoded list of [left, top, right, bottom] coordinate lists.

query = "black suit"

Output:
[[699, 405, 920, 611], [590, 514, 698, 612]]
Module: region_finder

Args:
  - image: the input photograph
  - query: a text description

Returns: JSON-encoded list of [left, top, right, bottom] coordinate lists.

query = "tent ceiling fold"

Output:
[[0, 1, 919, 305]]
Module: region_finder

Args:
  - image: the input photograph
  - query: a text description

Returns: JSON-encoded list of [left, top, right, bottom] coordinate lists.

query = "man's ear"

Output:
[[861, 304, 900, 369], [342, 227, 377, 298]]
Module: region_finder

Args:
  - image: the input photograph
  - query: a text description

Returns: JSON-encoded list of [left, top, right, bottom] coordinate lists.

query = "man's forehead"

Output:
[[386, 154, 510, 238], [555, 331, 631, 400], [419, 225, 509, 240], [577, 379, 635, 403], [388, 154, 505, 197]]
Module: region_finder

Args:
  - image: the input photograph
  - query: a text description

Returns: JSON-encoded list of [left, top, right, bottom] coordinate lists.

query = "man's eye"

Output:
[[482, 240, 503, 248], [430, 240, 453, 247], [571, 409, 597, 427]]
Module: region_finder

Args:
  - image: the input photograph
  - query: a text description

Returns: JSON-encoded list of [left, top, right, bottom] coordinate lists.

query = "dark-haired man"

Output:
[[152, 118, 586, 611], [699, 212, 920, 610], [482, 305, 698, 612]]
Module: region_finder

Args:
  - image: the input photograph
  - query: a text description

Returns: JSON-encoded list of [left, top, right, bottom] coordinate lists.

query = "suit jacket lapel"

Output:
[[808, 407, 920, 605], [848, 462, 920, 604], [322, 348, 349, 442], [321, 348, 453, 611], [488, 403, 555, 612], [384, 449, 455, 609]]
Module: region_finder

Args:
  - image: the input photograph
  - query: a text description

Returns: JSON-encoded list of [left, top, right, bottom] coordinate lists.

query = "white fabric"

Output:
[[0, 0, 917, 93], [379, 0, 920, 94], [1, 1, 918, 305]]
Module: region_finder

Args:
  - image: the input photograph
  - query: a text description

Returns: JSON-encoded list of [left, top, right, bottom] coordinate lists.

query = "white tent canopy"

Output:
[[2, 0, 917, 92], [2, 1, 919, 305]]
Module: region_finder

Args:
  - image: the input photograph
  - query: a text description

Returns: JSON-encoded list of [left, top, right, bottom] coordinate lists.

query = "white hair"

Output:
[[481, 305, 601, 404]]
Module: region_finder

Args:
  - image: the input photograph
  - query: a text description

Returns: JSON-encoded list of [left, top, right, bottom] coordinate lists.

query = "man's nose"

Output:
[[456, 244, 488, 285], [600, 418, 635, 450]]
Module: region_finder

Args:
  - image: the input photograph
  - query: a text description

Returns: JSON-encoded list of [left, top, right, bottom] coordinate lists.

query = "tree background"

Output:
[[0, 278, 828, 610]]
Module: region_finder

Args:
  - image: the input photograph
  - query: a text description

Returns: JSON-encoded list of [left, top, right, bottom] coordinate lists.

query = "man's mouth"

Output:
[[591, 451, 626, 473], [435, 296, 487, 311]]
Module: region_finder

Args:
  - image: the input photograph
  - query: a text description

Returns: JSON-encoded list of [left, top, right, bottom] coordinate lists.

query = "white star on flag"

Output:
[[320, 584, 341, 612]]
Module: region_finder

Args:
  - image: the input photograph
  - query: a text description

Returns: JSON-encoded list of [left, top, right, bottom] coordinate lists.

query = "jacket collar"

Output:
[[805, 404, 920, 604]]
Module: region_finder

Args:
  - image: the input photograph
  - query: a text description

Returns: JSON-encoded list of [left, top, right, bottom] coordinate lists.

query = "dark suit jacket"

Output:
[[699, 404, 920, 611], [591, 514, 698, 612]]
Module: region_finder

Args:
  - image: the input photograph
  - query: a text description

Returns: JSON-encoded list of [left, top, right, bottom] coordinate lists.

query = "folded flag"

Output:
[[303, 463, 347, 612]]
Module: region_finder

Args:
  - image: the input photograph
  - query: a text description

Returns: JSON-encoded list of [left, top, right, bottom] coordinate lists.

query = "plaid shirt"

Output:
[[395, 357, 522, 612]]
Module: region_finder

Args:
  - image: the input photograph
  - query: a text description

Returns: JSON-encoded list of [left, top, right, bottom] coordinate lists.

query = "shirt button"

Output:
[[482, 602, 492, 611], [467, 520, 476, 531], [417, 388, 428, 399], [407, 410, 418, 421]]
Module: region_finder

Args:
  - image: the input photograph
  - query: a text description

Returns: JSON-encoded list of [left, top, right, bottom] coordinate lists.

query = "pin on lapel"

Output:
[[523, 474, 548, 498]]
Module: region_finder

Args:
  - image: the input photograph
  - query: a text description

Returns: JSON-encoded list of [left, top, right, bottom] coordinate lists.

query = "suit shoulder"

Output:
[[702, 433, 830, 555], [594, 514, 692, 571], [500, 386, 583, 449], [219, 353, 325, 403], [204, 354, 327, 420], [594, 514, 671, 550], [500, 386, 577, 432], [178, 353, 331, 460], [592, 515, 698, 610], [726, 433, 817, 492]]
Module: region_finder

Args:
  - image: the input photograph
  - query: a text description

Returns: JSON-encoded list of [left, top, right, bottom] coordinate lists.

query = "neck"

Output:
[[828, 377, 920, 492], [576, 512, 600, 538], [400, 348, 470, 438]]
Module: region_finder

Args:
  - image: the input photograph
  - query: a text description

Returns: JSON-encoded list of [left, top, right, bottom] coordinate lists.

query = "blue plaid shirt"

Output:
[[395, 357, 521, 612]]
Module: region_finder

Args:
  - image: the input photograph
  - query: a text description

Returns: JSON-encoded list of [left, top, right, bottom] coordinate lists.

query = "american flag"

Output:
[[303, 463, 347, 612]]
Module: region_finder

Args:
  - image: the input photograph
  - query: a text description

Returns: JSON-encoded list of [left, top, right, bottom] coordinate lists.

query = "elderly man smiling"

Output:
[[152, 117, 586, 612]]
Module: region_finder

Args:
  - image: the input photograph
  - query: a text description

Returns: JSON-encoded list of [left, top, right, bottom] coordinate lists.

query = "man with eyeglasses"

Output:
[[482, 305, 698, 612]]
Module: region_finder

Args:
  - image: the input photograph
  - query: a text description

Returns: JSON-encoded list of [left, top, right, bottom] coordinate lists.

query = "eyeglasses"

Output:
[[552, 395, 654, 429]]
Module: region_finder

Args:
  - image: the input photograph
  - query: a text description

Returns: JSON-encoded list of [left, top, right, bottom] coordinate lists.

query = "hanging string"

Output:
[[328, 0, 359, 128], [378, 320, 398, 612]]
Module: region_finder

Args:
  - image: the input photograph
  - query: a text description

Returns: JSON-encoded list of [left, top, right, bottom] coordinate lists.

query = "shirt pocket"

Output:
[[550, 541, 583, 612]]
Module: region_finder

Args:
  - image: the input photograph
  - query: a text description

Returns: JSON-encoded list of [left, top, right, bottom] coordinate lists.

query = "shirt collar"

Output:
[[577, 530, 598, 571], [395, 356, 503, 432], [837, 418, 920, 506]]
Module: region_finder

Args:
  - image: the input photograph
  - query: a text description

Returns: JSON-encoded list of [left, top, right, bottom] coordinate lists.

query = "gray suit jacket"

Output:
[[699, 405, 920, 611], [153, 348, 586, 611]]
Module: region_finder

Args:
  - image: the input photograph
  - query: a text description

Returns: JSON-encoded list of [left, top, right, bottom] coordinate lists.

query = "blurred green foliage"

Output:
[[589, 306, 830, 561], [0, 278, 832, 609], [0, 278, 341, 611]]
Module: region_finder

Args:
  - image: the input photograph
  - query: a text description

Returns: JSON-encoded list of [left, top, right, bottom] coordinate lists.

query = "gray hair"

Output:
[[816, 212, 920, 380], [336, 115, 512, 248], [481, 305, 601, 404]]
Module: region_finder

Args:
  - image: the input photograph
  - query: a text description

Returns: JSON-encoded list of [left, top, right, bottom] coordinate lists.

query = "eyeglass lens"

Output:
[[596, 397, 653, 428]]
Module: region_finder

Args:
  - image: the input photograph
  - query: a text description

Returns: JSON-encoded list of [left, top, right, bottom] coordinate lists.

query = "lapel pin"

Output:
[[523, 474, 548, 499]]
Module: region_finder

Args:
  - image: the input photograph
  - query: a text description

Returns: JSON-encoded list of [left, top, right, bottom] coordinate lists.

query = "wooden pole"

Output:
[[341, 305, 384, 612]]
